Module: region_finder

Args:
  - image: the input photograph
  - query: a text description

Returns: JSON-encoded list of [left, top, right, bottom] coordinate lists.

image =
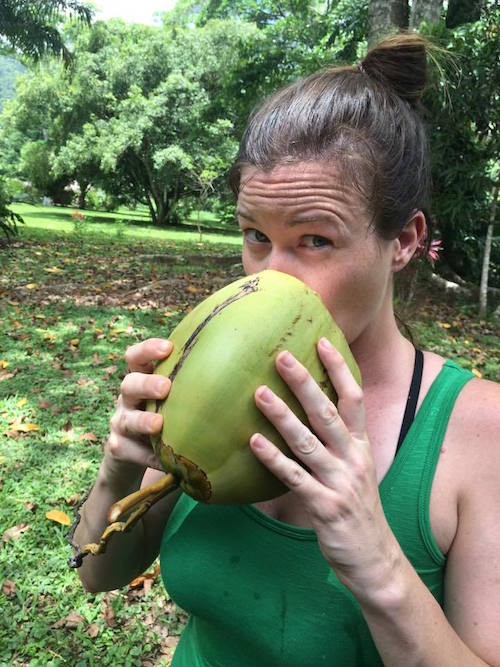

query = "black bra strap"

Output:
[[395, 348, 424, 455]]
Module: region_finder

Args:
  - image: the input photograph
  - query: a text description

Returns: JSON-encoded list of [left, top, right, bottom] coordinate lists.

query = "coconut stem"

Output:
[[68, 473, 178, 568]]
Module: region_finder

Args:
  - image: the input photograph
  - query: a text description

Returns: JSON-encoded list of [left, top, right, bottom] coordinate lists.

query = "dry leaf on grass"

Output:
[[3, 523, 30, 542], [87, 623, 99, 638], [46, 509, 71, 526], [128, 563, 161, 590], [52, 611, 84, 629], [8, 422, 40, 433], [2, 579, 16, 596], [78, 432, 98, 442]]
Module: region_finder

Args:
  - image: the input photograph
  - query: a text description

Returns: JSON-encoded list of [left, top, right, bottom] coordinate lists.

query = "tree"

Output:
[[368, 0, 408, 45], [410, 0, 443, 29], [0, 176, 23, 242], [421, 3, 499, 289], [3, 18, 252, 223], [0, 0, 92, 62], [479, 183, 498, 316]]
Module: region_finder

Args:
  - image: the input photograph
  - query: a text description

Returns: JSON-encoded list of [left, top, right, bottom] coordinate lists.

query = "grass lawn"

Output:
[[10, 203, 242, 246], [0, 213, 498, 665]]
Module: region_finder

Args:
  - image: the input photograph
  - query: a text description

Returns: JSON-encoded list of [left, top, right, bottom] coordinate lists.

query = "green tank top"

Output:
[[160, 360, 473, 666]]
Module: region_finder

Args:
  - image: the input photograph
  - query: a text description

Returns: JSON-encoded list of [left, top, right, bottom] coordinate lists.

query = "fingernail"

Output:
[[159, 341, 171, 353], [250, 433, 266, 450], [155, 377, 170, 394], [149, 414, 162, 433], [279, 351, 295, 368], [257, 386, 273, 403], [320, 337, 333, 351]]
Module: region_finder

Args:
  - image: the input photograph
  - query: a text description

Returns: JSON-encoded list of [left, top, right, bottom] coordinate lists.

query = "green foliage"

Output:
[[421, 2, 499, 285], [0, 175, 23, 242], [0, 0, 93, 63]]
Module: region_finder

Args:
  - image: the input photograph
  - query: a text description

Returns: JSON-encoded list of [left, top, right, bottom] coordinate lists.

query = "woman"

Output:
[[74, 34, 500, 665]]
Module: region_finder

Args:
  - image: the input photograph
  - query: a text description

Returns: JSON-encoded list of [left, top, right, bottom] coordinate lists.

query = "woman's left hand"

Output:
[[250, 337, 401, 601]]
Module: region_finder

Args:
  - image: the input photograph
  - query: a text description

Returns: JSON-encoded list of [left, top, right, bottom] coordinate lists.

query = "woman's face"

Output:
[[237, 162, 398, 345]]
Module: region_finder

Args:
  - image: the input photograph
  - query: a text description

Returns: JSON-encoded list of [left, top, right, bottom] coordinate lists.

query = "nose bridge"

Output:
[[266, 246, 298, 278]]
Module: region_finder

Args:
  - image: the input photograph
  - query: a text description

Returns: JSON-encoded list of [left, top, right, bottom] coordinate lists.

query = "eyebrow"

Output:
[[236, 209, 341, 228]]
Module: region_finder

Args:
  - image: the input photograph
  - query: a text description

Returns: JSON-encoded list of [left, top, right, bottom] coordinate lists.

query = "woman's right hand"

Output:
[[102, 338, 173, 482]]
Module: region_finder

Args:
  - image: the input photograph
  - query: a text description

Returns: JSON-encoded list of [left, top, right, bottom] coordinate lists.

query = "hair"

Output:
[[230, 33, 435, 246]]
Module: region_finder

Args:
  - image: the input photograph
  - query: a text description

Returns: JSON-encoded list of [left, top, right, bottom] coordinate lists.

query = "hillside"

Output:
[[0, 55, 26, 111]]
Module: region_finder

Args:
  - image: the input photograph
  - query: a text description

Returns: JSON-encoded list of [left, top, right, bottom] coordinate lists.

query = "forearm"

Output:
[[73, 461, 148, 593], [357, 557, 489, 667]]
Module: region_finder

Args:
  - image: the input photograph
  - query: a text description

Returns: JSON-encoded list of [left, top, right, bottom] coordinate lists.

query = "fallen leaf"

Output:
[[24, 501, 37, 512], [103, 365, 118, 375], [52, 611, 84, 629], [88, 623, 99, 638], [38, 400, 52, 409], [472, 368, 482, 378], [0, 360, 9, 369], [128, 563, 161, 589], [9, 422, 40, 433], [78, 432, 98, 442], [0, 372, 14, 382], [25, 283, 39, 289], [70, 338, 79, 347], [44, 266, 64, 274], [101, 597, 116, 627], [65, 494, 80, 506], [17, 398, 27, 408], [2, 579, 16, 596], [3, 523, 29, 542], [46, 509, 71, 526]]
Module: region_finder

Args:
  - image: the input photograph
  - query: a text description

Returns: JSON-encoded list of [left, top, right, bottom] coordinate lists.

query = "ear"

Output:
[[392, 211, 427, 273]]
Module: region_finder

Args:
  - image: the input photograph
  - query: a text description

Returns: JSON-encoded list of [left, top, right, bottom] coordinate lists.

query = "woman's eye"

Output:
[[302, 235, 332, 248], [243, 229, 269, 243]]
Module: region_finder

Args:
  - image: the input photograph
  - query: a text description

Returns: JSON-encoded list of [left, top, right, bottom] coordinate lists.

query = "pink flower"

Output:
[[415, 237, 442, 263]]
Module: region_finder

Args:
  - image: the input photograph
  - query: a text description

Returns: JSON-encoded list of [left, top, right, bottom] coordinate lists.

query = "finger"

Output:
[[112, 409, 163, 439], [107, 431, 163, 470], [249, 432, 321, 497], [274, 350, 352, 454], [254, 385, 342, 483], [120, 372, 171, 409], [125, 338, 173, 373], [317, 338, 366, 438]]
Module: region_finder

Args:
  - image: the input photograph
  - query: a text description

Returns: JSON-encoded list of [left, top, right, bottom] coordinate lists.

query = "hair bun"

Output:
[[361, 33, 429, 108]]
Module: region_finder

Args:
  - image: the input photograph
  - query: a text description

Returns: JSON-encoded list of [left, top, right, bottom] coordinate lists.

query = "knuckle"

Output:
[[109, 412, 120, 432], [124, 344, 137, 366], [107, 433, 120, 456], [346, 386, 364, 405], [118, 410, 129, 434], [120, 373, 133, 395], [297, 431, 318, 456], [315, 402, 339, 428], [285, 463, 306, 488], [271, 399, 289, 420], [295, 367, 310, 386]]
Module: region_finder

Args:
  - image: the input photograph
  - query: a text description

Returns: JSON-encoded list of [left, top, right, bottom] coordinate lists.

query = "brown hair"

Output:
[[230, 33, 434, 244]]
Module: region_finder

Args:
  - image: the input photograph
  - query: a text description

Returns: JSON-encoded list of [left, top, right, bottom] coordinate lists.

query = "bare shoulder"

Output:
[[448, 373, 500, 458], [441, 374, 500, 663]]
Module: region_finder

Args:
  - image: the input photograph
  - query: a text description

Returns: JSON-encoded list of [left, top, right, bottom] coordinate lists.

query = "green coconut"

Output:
[[147, 269, 361, 504]]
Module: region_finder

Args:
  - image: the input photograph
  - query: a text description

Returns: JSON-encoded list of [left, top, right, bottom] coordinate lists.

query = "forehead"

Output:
[[238, 162, 367, 213]]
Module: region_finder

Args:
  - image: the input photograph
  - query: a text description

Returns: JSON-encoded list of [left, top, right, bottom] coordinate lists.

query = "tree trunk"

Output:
[[446, 0, 484, 28], [368, 0, 409, 46], [479, 183, 499, 318], [410, 0, 443, 28], [77, 181, 89, 210]]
